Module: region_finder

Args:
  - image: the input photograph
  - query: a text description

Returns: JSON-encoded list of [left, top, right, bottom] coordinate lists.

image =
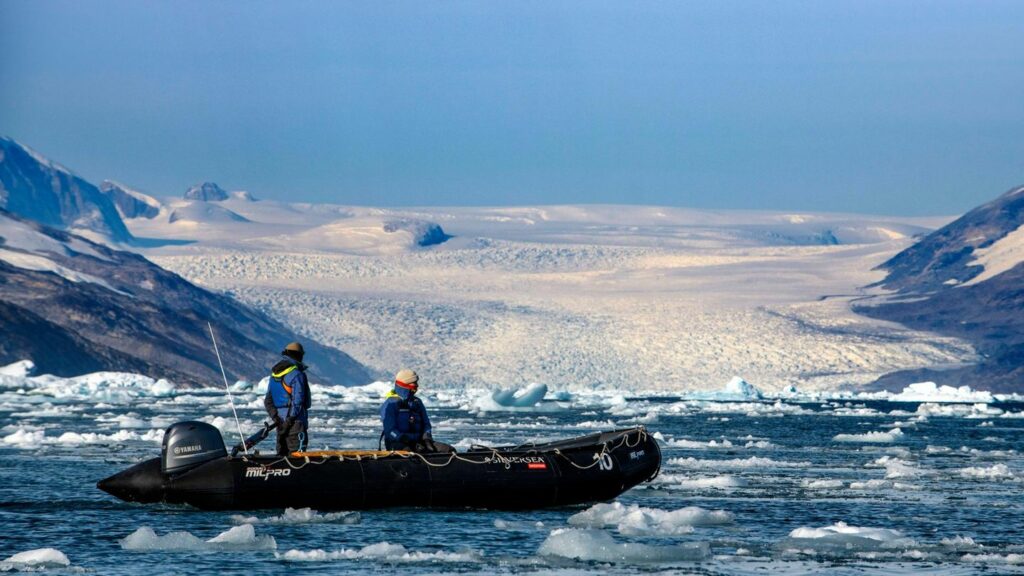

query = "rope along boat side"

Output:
[[97, 422, 662, 510]]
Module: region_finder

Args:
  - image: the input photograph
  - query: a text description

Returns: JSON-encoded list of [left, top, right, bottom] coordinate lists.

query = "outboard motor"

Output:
[[161, 421, 227, 474]]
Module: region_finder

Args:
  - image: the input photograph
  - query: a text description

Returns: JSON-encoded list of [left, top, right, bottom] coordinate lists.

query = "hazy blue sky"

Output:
[[1, 1, 1022, 215]]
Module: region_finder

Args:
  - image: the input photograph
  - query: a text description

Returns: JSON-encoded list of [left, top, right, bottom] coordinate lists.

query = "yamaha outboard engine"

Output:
[[161, 421, 227, 474]]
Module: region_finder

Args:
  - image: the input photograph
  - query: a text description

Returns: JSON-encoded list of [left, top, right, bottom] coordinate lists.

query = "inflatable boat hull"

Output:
[[98, 427, 660, 510]]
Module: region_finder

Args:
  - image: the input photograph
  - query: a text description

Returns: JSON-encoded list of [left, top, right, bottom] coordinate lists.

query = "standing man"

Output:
[[380, 369, 454, 453], [264, 342, 311, 455]]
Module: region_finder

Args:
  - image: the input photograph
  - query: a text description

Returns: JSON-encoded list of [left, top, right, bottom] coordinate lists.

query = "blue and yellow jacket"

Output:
[[264, 357, 310, 424], [379, 387, 431, 448]]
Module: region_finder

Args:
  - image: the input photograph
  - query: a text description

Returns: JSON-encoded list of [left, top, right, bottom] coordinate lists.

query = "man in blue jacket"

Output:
[[264, 342, 311, 455], [380, 369, 453, 453]]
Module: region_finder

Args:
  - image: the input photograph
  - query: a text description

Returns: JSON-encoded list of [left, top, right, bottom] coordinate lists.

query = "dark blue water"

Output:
[[2, 385, 1023, 574]]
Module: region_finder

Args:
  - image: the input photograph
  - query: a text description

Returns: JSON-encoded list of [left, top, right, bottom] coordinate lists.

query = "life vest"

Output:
[[269, 363, 310, 412], [384, 391, 424, 435]]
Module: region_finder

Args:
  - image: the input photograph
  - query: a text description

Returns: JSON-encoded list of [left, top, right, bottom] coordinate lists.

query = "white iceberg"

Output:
[[783, 521, 916, 553], [0, 360, 36, 377], [832, 428, 904, 443], [568, 501, 732, 536], [538, 528, 709, 563], [121, 525, 276, 551], [231, 508, 361, 525], [0, 548, 70, 569], [689, 377, 764, 401], [890, 382, 995, 404], [276, 542, 481, 563]]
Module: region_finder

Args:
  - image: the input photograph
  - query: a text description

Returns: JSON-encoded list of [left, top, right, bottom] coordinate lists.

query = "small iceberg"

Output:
[[0, 359, 36, 377], [689, 377, 764, 401], [471, 383, 558, 411], [121, 525, 276, 551], [568, 501, 732, 536], [890, 382, 995, 404], [0, 548, 70, 569], [539, 528, 709, 563]]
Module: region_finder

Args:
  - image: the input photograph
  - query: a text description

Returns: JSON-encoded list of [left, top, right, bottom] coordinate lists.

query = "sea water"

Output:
[[1, 375, 1023, 574]]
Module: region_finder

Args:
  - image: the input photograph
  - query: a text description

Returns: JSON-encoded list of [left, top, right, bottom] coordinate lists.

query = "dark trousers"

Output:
[[276, 421, 308, 455]]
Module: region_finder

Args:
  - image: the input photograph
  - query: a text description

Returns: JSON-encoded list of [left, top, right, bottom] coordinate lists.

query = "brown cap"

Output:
[[283, 342, 304, 354]]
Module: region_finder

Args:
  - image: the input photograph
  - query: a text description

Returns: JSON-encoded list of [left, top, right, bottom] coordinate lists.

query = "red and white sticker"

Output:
[[527, 462, 547, 470]]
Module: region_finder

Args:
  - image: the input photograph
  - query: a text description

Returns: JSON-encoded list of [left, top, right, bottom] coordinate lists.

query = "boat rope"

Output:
[[250, 427, 648, 472]]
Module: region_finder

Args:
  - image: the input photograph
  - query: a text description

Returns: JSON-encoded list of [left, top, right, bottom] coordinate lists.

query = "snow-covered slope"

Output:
[[99, 180, 162, 219], [0, 210, 373, 386], [0, 137, 132, 243]]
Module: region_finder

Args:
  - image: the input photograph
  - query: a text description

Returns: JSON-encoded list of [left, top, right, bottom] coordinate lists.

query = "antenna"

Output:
[[208, 322, 248, 455]]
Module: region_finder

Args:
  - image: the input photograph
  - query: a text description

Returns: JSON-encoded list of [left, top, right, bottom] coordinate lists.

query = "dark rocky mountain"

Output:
[[184, 182, 229, 202], [856, 185, 1024, 392], [874, 185, 1024, 292], [0, 209, 375, 386], [0, 137, 133, 243], [99, 180, 162, 219]]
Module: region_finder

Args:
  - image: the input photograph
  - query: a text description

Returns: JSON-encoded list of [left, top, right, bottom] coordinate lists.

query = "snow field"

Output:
[[149, 233, 976, 393]]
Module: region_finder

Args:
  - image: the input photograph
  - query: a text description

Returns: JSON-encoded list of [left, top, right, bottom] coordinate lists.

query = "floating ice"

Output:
[[121, 525, 277, 551], [276, 542, 481, 563], [783, 522, 915, 554], [689, 376, 763, 401], [538, 528, 710, 563], [890, 382, 995, 404], [471, 383, 557, 412], [801, 479, 844, 489], [0, 360, 36, 377], [568, 502, 732, 536], [0, 548, 70, 568], [669, 456, 810, 469], [833, 428, 903, 443], [672, 475, 746, 490], [959, 464, 1018, 481], [231, 508, 361, 525], [962, 553, 1024, 564], [662, 437, 733, 449]]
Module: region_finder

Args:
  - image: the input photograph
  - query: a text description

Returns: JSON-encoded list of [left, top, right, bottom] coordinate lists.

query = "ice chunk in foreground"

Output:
[[890, 382, 995, 404], [231, 508, 361, 525], [539, 528, 709, 563], [568, 501, 732, 535], [832, 428, 903, 443], [121, 525, 276, 551], [959, 464, 1018, 481], [1, 548, 70, 568]]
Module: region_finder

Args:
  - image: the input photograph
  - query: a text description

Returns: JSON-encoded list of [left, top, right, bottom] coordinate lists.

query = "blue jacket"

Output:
[[264, 357, 310, 424], [380, 387, 431, 448]]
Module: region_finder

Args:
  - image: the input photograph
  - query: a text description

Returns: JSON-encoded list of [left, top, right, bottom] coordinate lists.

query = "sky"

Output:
[[1, 1, 1022, 215]]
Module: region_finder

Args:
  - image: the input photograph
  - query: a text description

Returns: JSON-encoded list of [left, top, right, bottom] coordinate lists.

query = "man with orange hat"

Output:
[[379, 369, 452, 453]]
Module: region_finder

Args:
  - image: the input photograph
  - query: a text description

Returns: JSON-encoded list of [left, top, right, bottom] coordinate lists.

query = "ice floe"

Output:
[[0, 360, 36, 378], [690, 376, 764, 401], [120, 525, 276, 551], [959, 464, 1019, 481], [783, 522, 916, 554], [231, 508, 361, 525], [0, 548, 70, 569], [276, 543, 481, 563], [890, 382, 995, 404], [538, 528, 710, 563], [568, 502, 732, 535], [669, 456, 811, 469], [833, 428, 904, 443]]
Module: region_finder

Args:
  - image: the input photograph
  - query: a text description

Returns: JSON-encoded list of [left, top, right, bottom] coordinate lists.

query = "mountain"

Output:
[[0, 137, 133, 243], [875, 185, 1024, 292], [0, 209, 375, 386], [169, 203, 250, 224], [99, 180, 162, 219], [184, 182, 229, 201], [856, 185, 1024, 392]]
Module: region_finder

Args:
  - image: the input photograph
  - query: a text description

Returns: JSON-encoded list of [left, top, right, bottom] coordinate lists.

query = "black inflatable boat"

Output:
[[97, 422, 661, 510]]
